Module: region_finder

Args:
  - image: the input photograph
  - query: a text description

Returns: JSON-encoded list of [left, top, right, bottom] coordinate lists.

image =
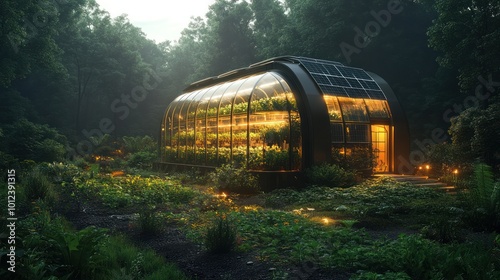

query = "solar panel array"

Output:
[[292, 58, 386, 100]]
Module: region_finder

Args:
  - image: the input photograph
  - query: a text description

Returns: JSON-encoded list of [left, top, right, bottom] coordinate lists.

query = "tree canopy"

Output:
[[1, 0, 498, 166]]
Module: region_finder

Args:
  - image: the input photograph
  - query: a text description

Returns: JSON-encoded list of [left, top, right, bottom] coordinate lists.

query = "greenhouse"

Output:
[[160, 56, 409, 175]]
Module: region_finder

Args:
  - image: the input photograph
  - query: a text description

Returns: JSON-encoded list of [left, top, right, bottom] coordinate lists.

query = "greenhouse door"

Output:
[[371, 125, 390, 173]]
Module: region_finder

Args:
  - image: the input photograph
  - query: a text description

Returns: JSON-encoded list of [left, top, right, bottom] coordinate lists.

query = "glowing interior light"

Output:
[[425, 165, 430, 170], [453, 169, 458, 174]]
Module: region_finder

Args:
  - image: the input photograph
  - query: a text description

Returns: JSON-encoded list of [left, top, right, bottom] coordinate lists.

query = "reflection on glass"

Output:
[[162, 72, 302, 171], [345, 124, 369, 143], [323, 95, 342, 122], [365, 99, 390, 118], [338, 97, 369, 122]]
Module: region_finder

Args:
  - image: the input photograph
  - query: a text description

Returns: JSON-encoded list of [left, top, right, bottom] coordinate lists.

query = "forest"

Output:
[[1, 0, 500, 279], [1, 0, 499, 166]]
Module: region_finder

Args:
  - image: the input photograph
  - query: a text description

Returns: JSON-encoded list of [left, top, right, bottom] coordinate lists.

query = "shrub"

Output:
[[122, 135, 157, 154], [137, 206, 163, 235], [126, 151, 157, 169], [2, 119, 68, 162], [305, 163, 355, 187], [332, 146, 376, 173], [19, 166, 59, 211], [421, 217, 464, 243], [204, 215, 237, 254], [210, 163, 259, 194]]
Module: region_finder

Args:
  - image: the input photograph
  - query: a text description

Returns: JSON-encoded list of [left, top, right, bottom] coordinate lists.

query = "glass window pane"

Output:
[[364, 99, 390, 118], [345, 124, 369, 143], [233, 74, 264, 166], [338, 97, 369, 122], [250, 73, 296, 170], [195, 85, 222, 165], [323, 95, 342, 122], [331, 123, 344, 143]]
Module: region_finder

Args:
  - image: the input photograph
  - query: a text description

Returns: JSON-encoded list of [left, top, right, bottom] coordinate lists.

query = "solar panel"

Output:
[[346, 78, 363, 89], [344, 87, 368, 98], [319, 85, 348, 97], [311, 73, 331, 85], [322, 64, 342, 76], [336, 66, 356, 78], [359, 80, 380, 90], [327, 76, 350, 87], [301, 61, 328, 74], [366, 90, 386, 99], [292, 57, 387, 100]]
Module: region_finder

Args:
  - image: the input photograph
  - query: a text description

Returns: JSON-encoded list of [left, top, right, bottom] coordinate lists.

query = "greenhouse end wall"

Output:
[[159, 56, 410, 178]]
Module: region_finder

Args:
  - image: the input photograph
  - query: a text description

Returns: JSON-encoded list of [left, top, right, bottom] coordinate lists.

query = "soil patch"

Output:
[[60, 197, 404, 280]]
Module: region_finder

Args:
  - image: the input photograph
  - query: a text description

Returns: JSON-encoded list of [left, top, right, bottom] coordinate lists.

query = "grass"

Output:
[[6, 163, 500, 279], [6, 209, 188, 279]]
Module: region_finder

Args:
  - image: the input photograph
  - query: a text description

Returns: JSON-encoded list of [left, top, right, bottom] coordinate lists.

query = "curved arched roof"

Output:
[[186, 56, 387, 100], [164, 56, 410, 172]]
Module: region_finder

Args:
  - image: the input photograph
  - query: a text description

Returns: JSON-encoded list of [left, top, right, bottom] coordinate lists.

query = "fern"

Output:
[[472, 163, 495, 210], [467, 163, 500, 229]]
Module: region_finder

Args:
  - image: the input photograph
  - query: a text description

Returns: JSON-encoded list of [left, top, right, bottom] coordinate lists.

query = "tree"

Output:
[[250, 0, 290, 59], [0, 0, 88, 88], [449, 98, 500, 169], [427, 0, 500, 93], [204, 0, 257, 75], [1, 119, 68, 162]]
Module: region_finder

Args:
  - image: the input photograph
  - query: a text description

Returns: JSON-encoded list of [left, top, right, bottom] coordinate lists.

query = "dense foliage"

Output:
[[1, 0, 498, 160], [1, 1, 500, 278]]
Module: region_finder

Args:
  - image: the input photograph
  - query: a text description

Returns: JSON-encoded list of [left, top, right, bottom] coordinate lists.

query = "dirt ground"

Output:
[[60, 197, 367, 280]]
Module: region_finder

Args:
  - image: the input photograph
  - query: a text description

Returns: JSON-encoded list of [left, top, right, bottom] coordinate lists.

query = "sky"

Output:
[[96, 0, 215, 43]]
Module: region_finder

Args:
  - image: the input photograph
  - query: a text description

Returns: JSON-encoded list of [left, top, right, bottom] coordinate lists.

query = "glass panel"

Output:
[[163, 99, 178, 161], [232, 74, 264, 166], [187, 88, 208, 164], [330, 123, 344, 143], [195, 85, 222, 165], [272, 73, 301, 170], [345, 124, 369, 143], [171, 95, 191, 161], [218, 79, 245, 164], [179, 90, 200, 163], [162, 71, 301, 171], [338, 97, 369, 122], [209, 83, 231, 164], [323, 95, 342, 122], [372, 125, 389, 172], [364, 99, 390, 119], [249, 73, 293, 170]]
